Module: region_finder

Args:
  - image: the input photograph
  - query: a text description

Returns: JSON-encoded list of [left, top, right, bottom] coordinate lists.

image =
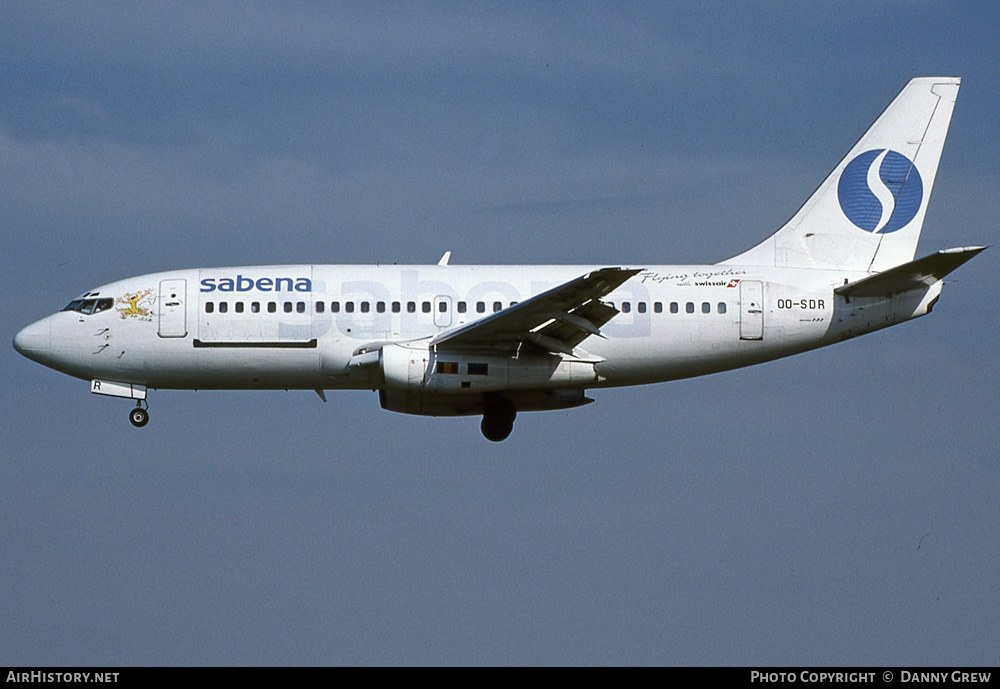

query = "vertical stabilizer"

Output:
[[721, 78, 960, 272]]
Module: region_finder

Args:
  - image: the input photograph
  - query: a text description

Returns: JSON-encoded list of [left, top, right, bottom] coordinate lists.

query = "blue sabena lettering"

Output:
[[200, 276, 312, 293]]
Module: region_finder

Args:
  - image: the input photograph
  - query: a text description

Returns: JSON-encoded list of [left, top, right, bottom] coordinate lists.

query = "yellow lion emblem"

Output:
[[116, 289, 155, 321]]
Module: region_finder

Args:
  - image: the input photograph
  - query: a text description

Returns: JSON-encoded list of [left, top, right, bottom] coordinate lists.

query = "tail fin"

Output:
[[722, 77, 960, 272]]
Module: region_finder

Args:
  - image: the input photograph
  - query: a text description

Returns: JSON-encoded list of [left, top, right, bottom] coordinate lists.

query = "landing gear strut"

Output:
[[481, 395, 516, 442], [129, 400, 149, 428]]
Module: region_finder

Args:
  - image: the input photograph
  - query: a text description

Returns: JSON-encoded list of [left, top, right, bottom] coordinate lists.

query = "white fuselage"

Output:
[[15, 262, 940, 396]]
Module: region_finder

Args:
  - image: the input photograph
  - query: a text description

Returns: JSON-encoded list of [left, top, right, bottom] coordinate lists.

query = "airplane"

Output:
[[13, 77, 985, 441]]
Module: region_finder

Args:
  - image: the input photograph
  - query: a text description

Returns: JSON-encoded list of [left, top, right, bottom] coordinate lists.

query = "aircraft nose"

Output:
[[13, 319, 52, 362]]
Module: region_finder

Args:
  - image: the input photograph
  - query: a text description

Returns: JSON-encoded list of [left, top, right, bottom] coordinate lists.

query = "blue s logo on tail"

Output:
[[838, 149, 923, 233]]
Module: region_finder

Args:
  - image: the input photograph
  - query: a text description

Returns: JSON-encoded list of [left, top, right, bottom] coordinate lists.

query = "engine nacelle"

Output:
[[378, 343, 597, 393], [379, 343, 430, 390], [379, 387, 594, 417], [378, 389, 481, 416]]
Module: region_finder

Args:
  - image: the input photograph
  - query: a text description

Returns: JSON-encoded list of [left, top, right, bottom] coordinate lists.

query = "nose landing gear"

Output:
[[90, 380, 150, 428], [129, 400, 149, 428]]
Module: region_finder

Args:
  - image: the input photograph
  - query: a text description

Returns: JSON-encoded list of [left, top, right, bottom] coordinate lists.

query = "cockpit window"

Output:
[[62, 298, 114, 316]]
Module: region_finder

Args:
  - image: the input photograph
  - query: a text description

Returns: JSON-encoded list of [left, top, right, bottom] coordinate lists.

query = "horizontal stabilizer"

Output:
[[835, 246, 985, 299]]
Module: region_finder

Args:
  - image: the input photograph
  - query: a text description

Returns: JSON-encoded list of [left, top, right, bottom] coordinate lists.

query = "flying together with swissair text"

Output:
[[14, 78, 984, 441]]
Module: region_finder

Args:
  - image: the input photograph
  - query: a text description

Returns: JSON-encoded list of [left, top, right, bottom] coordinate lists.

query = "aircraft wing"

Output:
[[430, 267, 641, 356]]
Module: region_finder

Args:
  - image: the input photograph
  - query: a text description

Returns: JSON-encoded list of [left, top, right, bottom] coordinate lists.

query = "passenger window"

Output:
[[283, 302, 292, 313], [438, 301, 447, 313], [686, 302, 694, 314], [377, 302, 385, 313], [251, 302, 260, 313], [638, 302, 646, 314], [457, 301, 467, 313], [315, 301, 324, 313], [670, 302, 678, 314], [407, 302, 416, 313], [422, 302, 431, 313], [702, 302, 710, 314], [297, 302, 306, 313], [654, 302, 663, 314], [476, 302, 485, 313], [493, 301, 502, 313], [718, 302, 727, 314], [267, 302, 276, 313], [622, 302, 631, 313], [219, 302, 228, 314], [360, 301, 370, 313], [345, 302, 354, 313], [235, 302, 244, 313], [205, 302, 214, 314], [331, 301, 340, 313], [392, 301, 400, 313]]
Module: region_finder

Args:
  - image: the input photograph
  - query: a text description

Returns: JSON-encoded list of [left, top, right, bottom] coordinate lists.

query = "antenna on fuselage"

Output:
[[437, 251, 452, 266]]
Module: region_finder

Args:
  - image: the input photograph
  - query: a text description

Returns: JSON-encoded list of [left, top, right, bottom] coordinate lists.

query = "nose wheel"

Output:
[[129, 401, 149, 428]]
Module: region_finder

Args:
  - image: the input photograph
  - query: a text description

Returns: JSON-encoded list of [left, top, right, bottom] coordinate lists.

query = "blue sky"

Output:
[[2, 2, 998, 665]]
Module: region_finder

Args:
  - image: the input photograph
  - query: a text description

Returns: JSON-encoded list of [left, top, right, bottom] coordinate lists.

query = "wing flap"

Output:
[[531, 299, 619, 350]]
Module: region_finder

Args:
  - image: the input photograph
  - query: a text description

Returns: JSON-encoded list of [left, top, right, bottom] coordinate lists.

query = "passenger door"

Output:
[[739, 280, 763, 340], [158, 279, 187, 338]]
